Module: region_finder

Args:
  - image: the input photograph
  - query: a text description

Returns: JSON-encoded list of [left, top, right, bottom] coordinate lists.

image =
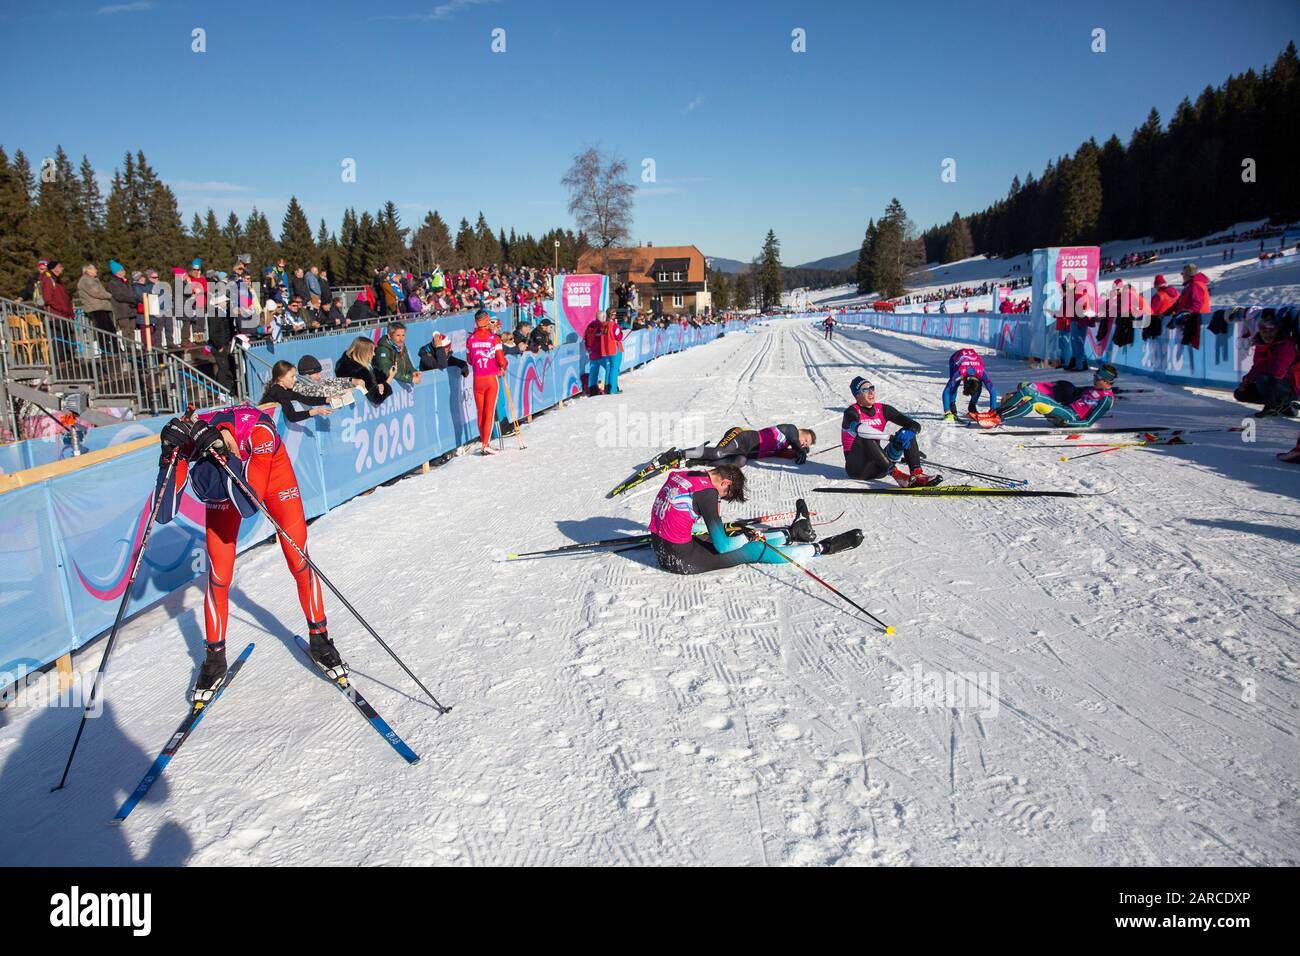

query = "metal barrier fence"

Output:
[[0, 298, 233, 439]]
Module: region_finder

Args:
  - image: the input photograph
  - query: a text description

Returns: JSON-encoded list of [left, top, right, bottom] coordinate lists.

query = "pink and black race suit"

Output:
[[649, 471, 714, 544], [756, 425, 790, 457], [951, 347, 985, 380], [840, 402, 888, 453]]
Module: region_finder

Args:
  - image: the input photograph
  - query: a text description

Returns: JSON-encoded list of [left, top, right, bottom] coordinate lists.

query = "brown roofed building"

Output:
[[576, 243, 709, 317]]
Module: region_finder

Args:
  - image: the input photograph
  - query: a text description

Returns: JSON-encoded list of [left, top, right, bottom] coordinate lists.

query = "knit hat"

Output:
[[109, 259, 124, 274], [191, 258, 202, 269], [1095, 363, 1119, 384], [296, 354, 323, 375], [850, 375, 874, 396]]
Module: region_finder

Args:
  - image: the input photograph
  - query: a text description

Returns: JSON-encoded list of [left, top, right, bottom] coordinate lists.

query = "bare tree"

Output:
[[561, 147, 635, 269]]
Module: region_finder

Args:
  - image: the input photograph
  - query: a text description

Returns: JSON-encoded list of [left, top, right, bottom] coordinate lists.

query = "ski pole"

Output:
[[762, 540, 895, 635], [919, 460, 1025, 487], [507, 512, 820, 559], [500, 375, 526, 450], [1061, 437, 1186, 462], [52, 449, 180, 792], [212, 456, 451, 714]]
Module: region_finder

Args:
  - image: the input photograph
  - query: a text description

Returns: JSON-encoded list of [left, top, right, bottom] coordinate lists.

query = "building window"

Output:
[[673, 271, 682, 281], [658, 271, 668, 281], [672, 294, 684, 307]]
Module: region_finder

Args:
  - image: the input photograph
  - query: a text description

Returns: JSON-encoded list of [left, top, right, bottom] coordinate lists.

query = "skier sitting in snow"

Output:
[[941, 348, 998, 422], [649, 466, 863, 575], [156, 406, 347, 702], [972, 364, 1118, 429], [650, 424, 817, 471], [842, 376, 940, 487]]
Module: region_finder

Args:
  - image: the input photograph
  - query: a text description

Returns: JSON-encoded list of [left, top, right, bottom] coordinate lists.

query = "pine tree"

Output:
[[0, 146, 38, 297], [375, 201, 408, 269], [870, 198, 922, 299], [278, 196, 316, 268], [356, 210, 381, 280], [855, 219, 877, 293], [242, 208, 277, 274], [1058, 139, 1103, 244], [942, 212, 973, 263], [33, 146, 83, 272], [757, 229, 783, 310], [453, 217, 474, 268], [411, 211, 453, 272]]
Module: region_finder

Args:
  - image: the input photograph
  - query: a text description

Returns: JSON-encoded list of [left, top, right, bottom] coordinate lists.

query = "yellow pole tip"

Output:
[[885, 626, 896, 635], [1060, 456, 1068, 462]]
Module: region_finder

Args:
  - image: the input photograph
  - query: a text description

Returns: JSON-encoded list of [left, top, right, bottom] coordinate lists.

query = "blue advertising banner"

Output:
[[1, 319, 756, 679]]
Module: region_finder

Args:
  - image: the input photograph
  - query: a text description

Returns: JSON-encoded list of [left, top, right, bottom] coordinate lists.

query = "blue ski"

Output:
[[113, 642, 255, 822], [294, 636, 419, 764]]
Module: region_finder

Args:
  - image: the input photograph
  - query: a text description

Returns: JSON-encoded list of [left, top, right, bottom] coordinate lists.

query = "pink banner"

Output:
[[556, 274, 607, 341]]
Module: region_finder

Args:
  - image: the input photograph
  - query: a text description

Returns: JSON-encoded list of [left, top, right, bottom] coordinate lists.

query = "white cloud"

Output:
[[98, 1, 152, 14], [683, 95, 704, 114], [375, 0, 499, 21]]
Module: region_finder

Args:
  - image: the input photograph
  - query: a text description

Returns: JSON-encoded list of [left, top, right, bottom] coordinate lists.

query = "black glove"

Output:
[[461, 365, 470, 378], [189, 421, 227, 459], [159, 417, 194, 462], [793, 449, 808, 465]]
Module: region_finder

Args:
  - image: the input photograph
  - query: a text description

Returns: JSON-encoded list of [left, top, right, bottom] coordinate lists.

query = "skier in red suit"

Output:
[[157, 405, 343, 701]]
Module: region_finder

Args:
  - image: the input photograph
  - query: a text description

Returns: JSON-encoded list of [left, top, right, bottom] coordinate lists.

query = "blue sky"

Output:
[[1, 0, 1296, 264]]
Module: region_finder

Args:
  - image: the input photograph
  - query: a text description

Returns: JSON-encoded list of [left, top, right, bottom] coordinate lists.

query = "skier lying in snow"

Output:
[[156, 406, 347, 701], [842, 376, 941, 486], [649, 424, 817, 470], [941, 347, 998, 422], [971, 363, 1117, 429], [649, 465, 863, 575]]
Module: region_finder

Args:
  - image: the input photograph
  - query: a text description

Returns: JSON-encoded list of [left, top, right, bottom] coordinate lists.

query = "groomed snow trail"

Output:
[[1, 319, 1296, 866]]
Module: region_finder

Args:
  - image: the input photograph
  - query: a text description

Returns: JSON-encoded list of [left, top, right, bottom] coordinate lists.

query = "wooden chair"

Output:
[[22, 313, 50, 365]]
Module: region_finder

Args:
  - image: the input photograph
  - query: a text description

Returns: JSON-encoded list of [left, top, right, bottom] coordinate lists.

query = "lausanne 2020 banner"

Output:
[[0, 318, 750, 682]]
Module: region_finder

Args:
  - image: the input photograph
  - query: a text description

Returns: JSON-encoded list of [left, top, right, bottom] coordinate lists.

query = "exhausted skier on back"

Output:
[[972, 363, 1118, 429], [941, 347, 998, 422], [842, 376, 941, 487], [650, 424, 817, 470], [649, 466, 863, 575]]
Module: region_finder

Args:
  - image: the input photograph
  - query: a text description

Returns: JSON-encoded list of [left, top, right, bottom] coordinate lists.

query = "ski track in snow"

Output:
[[1, 319, 1297, 866]]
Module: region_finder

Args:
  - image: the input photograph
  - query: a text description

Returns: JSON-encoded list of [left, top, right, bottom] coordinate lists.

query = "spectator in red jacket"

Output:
[[39, 261, 74, 318], [1234, 315, 1298, 417], [599, 307, 625, 395], [583, 315, 608, 395], [1172, 263, 1211, 349], [1150, 275, 1180, 317]]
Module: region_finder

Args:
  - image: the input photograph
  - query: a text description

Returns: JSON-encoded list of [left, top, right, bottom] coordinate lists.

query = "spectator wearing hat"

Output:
[[283, 297, 308, 335], [1171, 263, 1211, 351], [292, 353, 365, 403], [600, 306, 625, 394], [40, 261, 74, 319], [77, 263, 115, 340], [183, 259, 208, 344], [374, 321, 422, 385], [348, 286, 378, 324], [418, 331, 470, 376], [259, 359, 335, 423], [106, 259, 140, 344]]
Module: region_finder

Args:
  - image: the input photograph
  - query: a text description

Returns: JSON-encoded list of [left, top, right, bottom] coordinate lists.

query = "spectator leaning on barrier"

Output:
[[1234, 315, 1299, 418], [293, 353, 366, 400], [291, 267, 311, 305], [374, 321, 422, 385], [418, 331, 470, 377], [40, 261, 73, 319], [260, 359, 336, 423], [337, 336, 392, 405], [1171, 262, 1211, 350]]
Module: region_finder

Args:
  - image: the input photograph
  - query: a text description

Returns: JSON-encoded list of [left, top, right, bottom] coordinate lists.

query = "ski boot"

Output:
[[906, 468, 943, 488], [308, 623, 349, 684], [649, 448, 683, 470], [943, 411, 957, 423], [814, 529, 864, 556], [786, 498, 817, 543], [890, 467, 912, 487], [193, 640, 228, 705], [972, 410, 1002, 429]]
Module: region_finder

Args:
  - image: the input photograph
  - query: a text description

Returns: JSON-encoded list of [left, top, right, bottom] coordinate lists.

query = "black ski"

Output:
[[812, 485, 1106, 498]]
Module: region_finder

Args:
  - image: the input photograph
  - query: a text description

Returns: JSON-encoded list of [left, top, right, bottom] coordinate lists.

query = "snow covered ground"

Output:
[[1, 319, 1297, 866], [797, 220, 1300, 312]]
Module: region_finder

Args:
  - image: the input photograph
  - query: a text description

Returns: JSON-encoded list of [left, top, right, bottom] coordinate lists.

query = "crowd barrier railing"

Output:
[[803, 309, 1273, 390], [0, 320, 754, 684]]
